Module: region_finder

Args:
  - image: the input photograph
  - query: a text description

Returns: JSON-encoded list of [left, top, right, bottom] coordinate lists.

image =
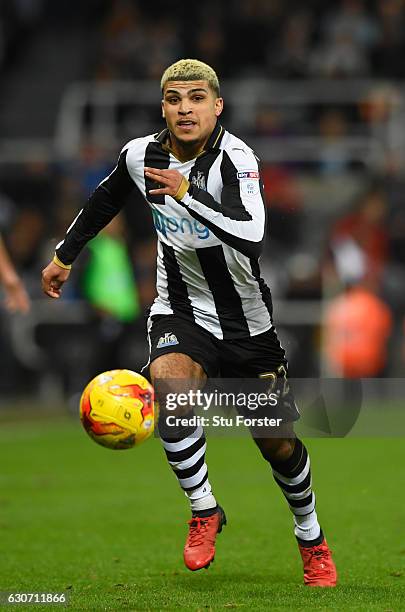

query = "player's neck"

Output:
[[167, 134, 207, 162]]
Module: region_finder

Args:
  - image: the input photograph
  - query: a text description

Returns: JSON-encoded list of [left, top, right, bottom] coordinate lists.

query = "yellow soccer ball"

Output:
[[80, 369, 155, 449]]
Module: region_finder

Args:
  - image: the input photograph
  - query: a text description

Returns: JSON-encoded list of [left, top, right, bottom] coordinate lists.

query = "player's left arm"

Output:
[[145, 148, 266, 259], [42, 148, 139, 298]]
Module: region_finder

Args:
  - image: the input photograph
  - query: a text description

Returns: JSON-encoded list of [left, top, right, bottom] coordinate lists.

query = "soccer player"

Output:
[[42, 59, 337, 587], [0, 234, 30, 313]]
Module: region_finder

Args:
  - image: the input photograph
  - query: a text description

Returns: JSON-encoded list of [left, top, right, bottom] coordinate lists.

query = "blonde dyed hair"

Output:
[[161, 59, 220, 96]]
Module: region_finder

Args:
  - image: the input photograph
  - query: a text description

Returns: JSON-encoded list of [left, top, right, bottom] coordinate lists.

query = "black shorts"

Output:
[[146, 314, 300, 424]]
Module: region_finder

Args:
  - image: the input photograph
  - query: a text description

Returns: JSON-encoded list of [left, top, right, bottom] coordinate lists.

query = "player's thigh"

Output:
[[147, 314, 219, 379], [220, 326, 287, 378], [147, 315, 218, 415], [150, 352, 206, 381], [220, 327, 300, 443], [150, 352, 207, 416]]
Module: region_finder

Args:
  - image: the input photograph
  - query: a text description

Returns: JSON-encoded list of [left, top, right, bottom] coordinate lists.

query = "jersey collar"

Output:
[[205, 121, 225, 150]]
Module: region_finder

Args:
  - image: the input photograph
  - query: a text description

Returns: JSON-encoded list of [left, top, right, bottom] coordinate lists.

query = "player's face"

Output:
[[162, 80, 223, 153]]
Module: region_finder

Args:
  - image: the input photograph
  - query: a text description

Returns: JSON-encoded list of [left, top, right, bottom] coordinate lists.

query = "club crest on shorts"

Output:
[[157, 332, 179, 348]]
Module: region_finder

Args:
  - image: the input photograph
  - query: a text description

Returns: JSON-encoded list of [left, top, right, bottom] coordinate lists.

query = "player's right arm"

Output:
[[145, 144, 266, 259], [42, 148, 137, 298]]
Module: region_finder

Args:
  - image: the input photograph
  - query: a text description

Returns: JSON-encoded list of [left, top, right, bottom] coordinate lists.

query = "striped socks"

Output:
[[270, 438, 323, 545], [159, 411, 322, 544], [158, 415, 217, 514]]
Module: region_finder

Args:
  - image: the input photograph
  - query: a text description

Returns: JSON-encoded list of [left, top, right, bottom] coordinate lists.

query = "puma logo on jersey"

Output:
[[157, 333, 179, 348]]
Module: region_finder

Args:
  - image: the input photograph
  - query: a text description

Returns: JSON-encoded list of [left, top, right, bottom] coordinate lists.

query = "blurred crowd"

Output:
[[2, 0, 405, 80], [0, 0, 43, 76], [93, 0, 405, 81], [1, 0, 405, 400]]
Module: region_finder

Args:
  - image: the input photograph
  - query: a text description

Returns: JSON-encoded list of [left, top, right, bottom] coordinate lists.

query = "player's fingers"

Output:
[[145, 171, 171, 185], [45, 285, 61, 299], [41, 275, 62, 298], [144, 168, 162, 179], [149, 188, 170, 195], [144, 167, 165, 176], [145, 168, 176, 181]]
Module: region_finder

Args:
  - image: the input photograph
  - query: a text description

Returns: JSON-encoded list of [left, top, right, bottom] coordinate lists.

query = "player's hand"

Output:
[[41, 261, 70, 299], [3, 277, 30, 314], [144, 167, 184, 197]]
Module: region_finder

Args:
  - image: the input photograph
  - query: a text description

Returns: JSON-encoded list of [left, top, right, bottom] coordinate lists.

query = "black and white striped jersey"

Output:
[[56, 121, 273, 339]]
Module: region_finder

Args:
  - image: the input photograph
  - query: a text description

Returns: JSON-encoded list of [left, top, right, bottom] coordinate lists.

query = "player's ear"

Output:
[[161, 100, 165, 119], [215, 97, 224, 117]]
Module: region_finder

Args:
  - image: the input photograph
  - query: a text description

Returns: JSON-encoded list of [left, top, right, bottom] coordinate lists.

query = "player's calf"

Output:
[[254, 435, 338, 585]]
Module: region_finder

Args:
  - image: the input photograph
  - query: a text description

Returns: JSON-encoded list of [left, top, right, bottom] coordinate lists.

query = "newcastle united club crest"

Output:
[[191, 170, 206, 191]]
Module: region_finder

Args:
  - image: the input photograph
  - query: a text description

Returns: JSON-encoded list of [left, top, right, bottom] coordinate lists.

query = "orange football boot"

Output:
[[298, 538, 337, 587], [183, 506, 226, 571]]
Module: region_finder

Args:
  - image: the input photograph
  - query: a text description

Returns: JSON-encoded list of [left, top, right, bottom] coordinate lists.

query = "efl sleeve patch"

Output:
[[237, 171, 260, 180], [240, 180, 260, 196], [237, 171, 260, 196]]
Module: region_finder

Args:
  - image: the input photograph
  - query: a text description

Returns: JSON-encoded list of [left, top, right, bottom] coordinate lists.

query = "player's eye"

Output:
[[167, 97, 179, 104], [192, 95, 205, 102]]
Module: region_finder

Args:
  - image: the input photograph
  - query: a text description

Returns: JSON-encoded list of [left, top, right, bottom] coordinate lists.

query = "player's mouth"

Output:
[[176, 120, 197, 131]]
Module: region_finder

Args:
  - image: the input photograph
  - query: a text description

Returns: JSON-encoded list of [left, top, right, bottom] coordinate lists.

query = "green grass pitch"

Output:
[[0, 414, 404, 611]]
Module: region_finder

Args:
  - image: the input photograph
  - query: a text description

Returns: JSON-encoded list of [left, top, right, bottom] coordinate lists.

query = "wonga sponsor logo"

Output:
[[152, 209, 210, 240]]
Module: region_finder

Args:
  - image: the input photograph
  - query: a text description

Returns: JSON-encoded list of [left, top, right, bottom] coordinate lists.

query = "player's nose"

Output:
[[178, 101, 192, 114]]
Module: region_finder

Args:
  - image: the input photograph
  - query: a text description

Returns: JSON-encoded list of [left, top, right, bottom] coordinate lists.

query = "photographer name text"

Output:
[[165, 415, 283, 428]]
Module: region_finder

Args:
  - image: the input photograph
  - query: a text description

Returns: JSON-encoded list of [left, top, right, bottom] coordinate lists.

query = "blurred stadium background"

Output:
[[1, 0, 405, 406]]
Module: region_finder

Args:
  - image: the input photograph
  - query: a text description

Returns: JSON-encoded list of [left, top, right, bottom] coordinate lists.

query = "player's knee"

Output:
[[254, 437, 295, 463], [150, 353, 206, 416], [150, 352, 205, 381]]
